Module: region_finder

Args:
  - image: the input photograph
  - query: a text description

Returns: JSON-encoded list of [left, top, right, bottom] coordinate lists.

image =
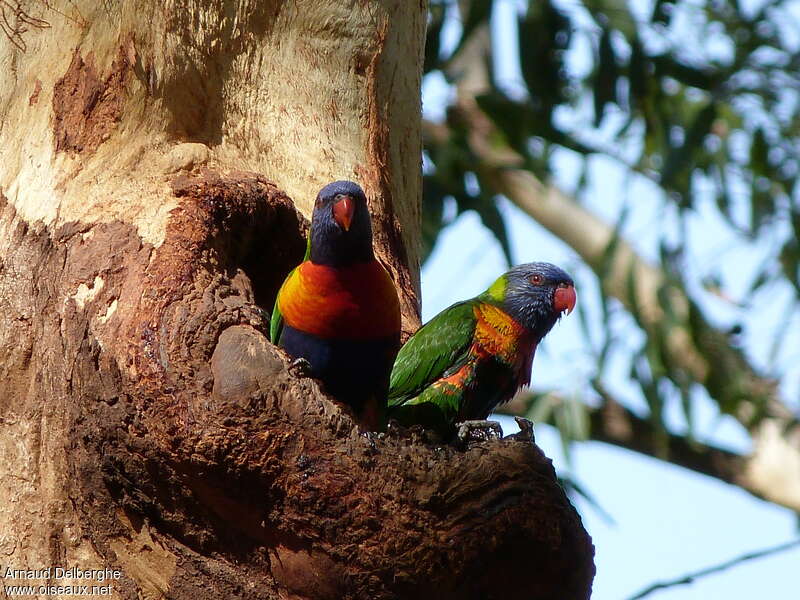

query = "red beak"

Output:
[[333, 195, 355, 231], [553, 284, 576, 316]]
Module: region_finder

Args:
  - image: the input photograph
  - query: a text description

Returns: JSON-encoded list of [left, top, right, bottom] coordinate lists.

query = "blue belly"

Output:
[[280, 325, 400, 413]]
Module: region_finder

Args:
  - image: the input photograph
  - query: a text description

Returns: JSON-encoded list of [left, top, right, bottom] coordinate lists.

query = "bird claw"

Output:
[[288, 357, 312, 378], [506, 416, 536, 443], [360, 430, 378, 453], [456, 420, 503, 444]]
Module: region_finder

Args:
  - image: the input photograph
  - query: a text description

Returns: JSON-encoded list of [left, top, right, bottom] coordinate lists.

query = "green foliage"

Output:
[[422, 114, 516, 265], [424, 2, 447, 73], [518, 0, 572, 124], [593, 27, 620, 126]]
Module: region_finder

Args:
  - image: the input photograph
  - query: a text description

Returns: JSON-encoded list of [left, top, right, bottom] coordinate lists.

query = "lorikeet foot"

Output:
[[288, 357, 312, 378], [360, 430, 378, 453], [506, 416, 535, 443], [456, 420, 504, 443]]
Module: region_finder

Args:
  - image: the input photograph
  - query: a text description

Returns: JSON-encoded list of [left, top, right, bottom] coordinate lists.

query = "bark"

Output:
[[0, 2, 594, 599]]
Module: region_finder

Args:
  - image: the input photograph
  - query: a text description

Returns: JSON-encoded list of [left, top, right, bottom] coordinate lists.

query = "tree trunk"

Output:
[[0, 2, 594, 599]]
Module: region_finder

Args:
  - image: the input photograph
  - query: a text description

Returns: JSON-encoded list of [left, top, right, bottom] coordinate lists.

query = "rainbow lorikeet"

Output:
[[387, 262, 576, 439], [270, 181, 401, 431]]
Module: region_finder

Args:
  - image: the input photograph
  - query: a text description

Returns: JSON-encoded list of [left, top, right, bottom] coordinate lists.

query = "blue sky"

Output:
[[419, 0, 800, 597]]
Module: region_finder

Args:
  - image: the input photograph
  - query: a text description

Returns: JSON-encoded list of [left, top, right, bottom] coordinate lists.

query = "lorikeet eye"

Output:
[[529, 274, 543, 285]]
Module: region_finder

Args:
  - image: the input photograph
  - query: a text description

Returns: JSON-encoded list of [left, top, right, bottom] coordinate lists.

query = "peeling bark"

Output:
[[53, 46, 129, 154]]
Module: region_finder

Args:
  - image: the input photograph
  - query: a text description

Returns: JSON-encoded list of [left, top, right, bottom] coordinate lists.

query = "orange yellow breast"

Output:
[[472, 303, 536, 377], [278, 260, 401, 340]]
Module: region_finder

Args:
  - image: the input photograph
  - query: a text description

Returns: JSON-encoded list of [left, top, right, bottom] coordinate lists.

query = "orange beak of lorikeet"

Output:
[[553, 283, 576, 315], [333, 194, 355, 231]]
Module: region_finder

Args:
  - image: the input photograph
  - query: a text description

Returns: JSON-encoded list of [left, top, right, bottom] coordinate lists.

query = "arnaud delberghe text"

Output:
[[3, 567, 122, 582]]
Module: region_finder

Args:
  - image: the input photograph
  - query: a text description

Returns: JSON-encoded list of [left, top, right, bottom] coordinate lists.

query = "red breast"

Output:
[[278, 260, 401, 340]]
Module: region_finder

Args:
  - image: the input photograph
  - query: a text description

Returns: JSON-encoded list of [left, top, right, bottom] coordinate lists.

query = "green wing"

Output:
[[270, 235, 311, 344], [388, 300, 478, 407]]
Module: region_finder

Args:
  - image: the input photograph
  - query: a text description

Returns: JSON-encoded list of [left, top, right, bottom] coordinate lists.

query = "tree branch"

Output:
[[625, 538, 800, 600], [500, 391, 751, 496], [0, 1, 49, 52]]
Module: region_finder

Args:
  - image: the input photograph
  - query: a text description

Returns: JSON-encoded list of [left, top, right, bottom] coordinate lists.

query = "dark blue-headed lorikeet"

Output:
[[387, 262, 576, 438], [270, 181, 401, 430]]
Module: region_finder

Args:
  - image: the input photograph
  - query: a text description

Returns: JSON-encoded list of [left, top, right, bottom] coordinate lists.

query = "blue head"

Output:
[[487, 262, 576, 339], [309, 181, 374, 267]]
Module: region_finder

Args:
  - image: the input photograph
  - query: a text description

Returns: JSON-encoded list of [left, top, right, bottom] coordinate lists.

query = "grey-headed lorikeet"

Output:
[[387, 262, 576, 438], [270, 181, 401, 431]]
